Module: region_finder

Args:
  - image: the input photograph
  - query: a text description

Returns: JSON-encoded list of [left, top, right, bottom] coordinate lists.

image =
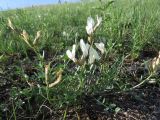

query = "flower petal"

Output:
[[94, 42, 105, 54], [72, 44, 76, 58], [80, 39, 89, 58], [88, 46, 100, 64], [66, 50, 73, 60], [86, 17, 95, 35], [66, 44, 77, 62], [87, 17, 95, 27], [86, 26, 93, 35]]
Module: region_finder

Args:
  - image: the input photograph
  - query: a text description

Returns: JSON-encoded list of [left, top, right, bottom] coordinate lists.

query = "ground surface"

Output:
[[82, 85, 160, 120], [1, 81, 160, 120]]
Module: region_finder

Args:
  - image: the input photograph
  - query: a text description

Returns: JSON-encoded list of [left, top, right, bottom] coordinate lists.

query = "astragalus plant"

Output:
[[66, 16, 105, 65], [65, 15, 113, 94]]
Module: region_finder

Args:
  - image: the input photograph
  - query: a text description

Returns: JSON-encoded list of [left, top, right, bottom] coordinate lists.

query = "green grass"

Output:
[[0, 0, 160, 119]]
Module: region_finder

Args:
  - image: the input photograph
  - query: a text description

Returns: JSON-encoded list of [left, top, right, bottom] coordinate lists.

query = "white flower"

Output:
[[88, 46, 100, 64], [86, 16, 102, 35], [80, 39, 89, 58], [66, 44, 77, 62], [94, 42, 105, 54], [86, 17, 95, 35]]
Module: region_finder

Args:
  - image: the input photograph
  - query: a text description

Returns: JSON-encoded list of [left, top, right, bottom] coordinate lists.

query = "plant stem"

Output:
[[130, 73, 153, 90]]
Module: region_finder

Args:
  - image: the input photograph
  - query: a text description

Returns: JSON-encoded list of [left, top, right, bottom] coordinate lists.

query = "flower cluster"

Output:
[[66, 16, 105, 65]]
